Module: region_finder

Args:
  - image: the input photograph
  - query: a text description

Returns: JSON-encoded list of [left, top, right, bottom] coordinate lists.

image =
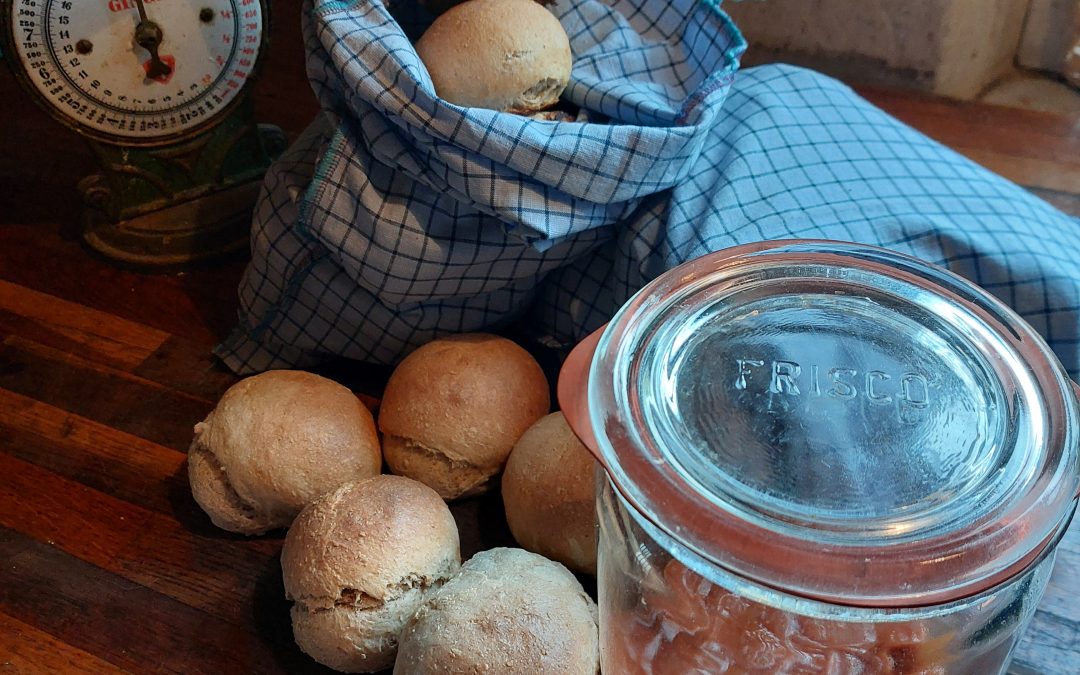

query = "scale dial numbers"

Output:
[[6, 0, 265, 144]]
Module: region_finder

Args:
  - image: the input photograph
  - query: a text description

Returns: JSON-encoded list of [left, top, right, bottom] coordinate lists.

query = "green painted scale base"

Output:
[[78, 99, 285, 267]]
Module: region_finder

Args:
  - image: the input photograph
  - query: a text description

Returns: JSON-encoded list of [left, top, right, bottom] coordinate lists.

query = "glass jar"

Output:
[[558, 240, 1080, 674]]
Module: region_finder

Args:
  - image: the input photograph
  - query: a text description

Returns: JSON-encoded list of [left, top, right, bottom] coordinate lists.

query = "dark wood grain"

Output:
[[0, 335, 215, 451], [0, 279, 168, 371], [0, 452, 280, 624], [0, 388, 190, 515], [133, 335, 243, 402], [1, 4, 1079, 674], [0, 611, 131, 675], [0, 527, 321, 675]]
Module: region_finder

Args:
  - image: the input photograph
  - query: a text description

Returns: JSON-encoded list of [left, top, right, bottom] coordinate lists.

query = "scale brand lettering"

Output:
[[733, 358, 931, 408], [108, 0, 168, 12]]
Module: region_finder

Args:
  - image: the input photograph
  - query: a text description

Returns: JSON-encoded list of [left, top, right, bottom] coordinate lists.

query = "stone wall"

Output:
[[725, 0, 1032, 99]]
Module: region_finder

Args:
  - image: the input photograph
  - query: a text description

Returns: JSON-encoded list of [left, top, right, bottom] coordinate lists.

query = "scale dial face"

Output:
[[6, 0, 266, 144]]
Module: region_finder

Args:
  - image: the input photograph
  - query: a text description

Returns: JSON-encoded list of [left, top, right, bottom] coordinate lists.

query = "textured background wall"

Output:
[[725, 0, 1031, 99], [1017, 0, 1080, 74]]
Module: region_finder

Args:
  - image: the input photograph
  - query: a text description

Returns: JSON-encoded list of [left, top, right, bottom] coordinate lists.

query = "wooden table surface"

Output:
[[2, 4, 1080, 674]]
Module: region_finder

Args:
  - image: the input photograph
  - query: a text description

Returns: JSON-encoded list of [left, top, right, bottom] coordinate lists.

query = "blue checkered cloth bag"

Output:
[[215, 0, 1080, 379]]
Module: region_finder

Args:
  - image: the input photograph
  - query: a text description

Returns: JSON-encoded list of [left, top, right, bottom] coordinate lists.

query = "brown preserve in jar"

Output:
[[559, 241, 1080, 674]]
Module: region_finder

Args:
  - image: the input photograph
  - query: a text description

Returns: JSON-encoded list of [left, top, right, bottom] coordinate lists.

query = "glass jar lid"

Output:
[[579, 240, 1080, 606]]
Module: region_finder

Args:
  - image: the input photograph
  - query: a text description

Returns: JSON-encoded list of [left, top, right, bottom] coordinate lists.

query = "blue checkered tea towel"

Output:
[[215, 0, 1080, 380]]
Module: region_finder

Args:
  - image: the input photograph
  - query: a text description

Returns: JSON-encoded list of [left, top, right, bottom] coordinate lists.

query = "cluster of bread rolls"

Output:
[[280, 476, 598, 674], [183, 4, 597, 671], [187, 332, 602, 672]]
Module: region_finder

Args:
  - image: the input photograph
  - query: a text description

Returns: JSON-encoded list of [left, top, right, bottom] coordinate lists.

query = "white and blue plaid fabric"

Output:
[[216, 0, 1080, 379]]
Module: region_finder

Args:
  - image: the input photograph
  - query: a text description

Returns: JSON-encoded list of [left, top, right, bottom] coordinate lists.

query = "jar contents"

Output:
[[608, 559, 953, 674], [597, 476, 1051, 675], [603, 543, 1053, 675]]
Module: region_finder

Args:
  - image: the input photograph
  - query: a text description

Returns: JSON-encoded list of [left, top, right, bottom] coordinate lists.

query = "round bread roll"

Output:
[[502, 412, 598, 575], [188, 370, 381, 535], [378, 333, 549, 500], [394, 547, 599, 674], [282, 475, 461, 673], [415, 0, 572, 113]]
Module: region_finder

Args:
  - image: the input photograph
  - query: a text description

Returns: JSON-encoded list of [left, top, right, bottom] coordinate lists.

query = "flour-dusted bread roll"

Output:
[[378, 334, 550, 500], [502, 412, 598, 575], [415, 0, 572, 113], [188, 370, 381, 535], [394, 548, 599, 674], [282, 475, 461, 673]]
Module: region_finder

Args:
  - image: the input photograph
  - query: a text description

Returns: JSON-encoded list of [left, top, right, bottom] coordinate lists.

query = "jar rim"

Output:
[[560, 240, 1080, 607]]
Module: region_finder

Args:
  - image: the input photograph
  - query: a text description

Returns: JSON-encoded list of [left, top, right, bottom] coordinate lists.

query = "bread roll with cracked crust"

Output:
[[378, 333, 549, 500], [282, 475, 461, 673], [394, 547, 599, 674], [502, 411, 598, 575], [188, 370, 381, 535], [415, 0, 572, 113]]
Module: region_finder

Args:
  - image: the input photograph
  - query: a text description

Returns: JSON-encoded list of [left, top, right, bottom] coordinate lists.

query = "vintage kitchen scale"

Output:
[[1, 0, 284, 266]]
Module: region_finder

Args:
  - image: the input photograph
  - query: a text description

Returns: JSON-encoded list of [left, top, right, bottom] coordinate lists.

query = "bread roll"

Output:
[[188, 370, 381, 535], [502, 411, 598, 575], [394, 547, 599, 674], [378, 334, 549, 500], [282, 475, 461, 673], [415, 0, 572, 113]]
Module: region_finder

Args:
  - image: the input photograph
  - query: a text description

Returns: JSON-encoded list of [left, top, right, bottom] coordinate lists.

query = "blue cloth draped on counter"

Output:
[[215, 0, 1080, 379]]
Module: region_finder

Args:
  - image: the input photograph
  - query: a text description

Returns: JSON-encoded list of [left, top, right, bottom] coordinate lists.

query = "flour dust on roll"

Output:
[[415, 0, 572, 114], [394, 547, 599, 674], [281, 475, 461, 673], [188, 370, 382, 535]]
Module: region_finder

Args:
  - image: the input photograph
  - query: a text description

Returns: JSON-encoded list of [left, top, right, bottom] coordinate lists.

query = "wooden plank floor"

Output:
[[3, 7, 1080, 675]]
